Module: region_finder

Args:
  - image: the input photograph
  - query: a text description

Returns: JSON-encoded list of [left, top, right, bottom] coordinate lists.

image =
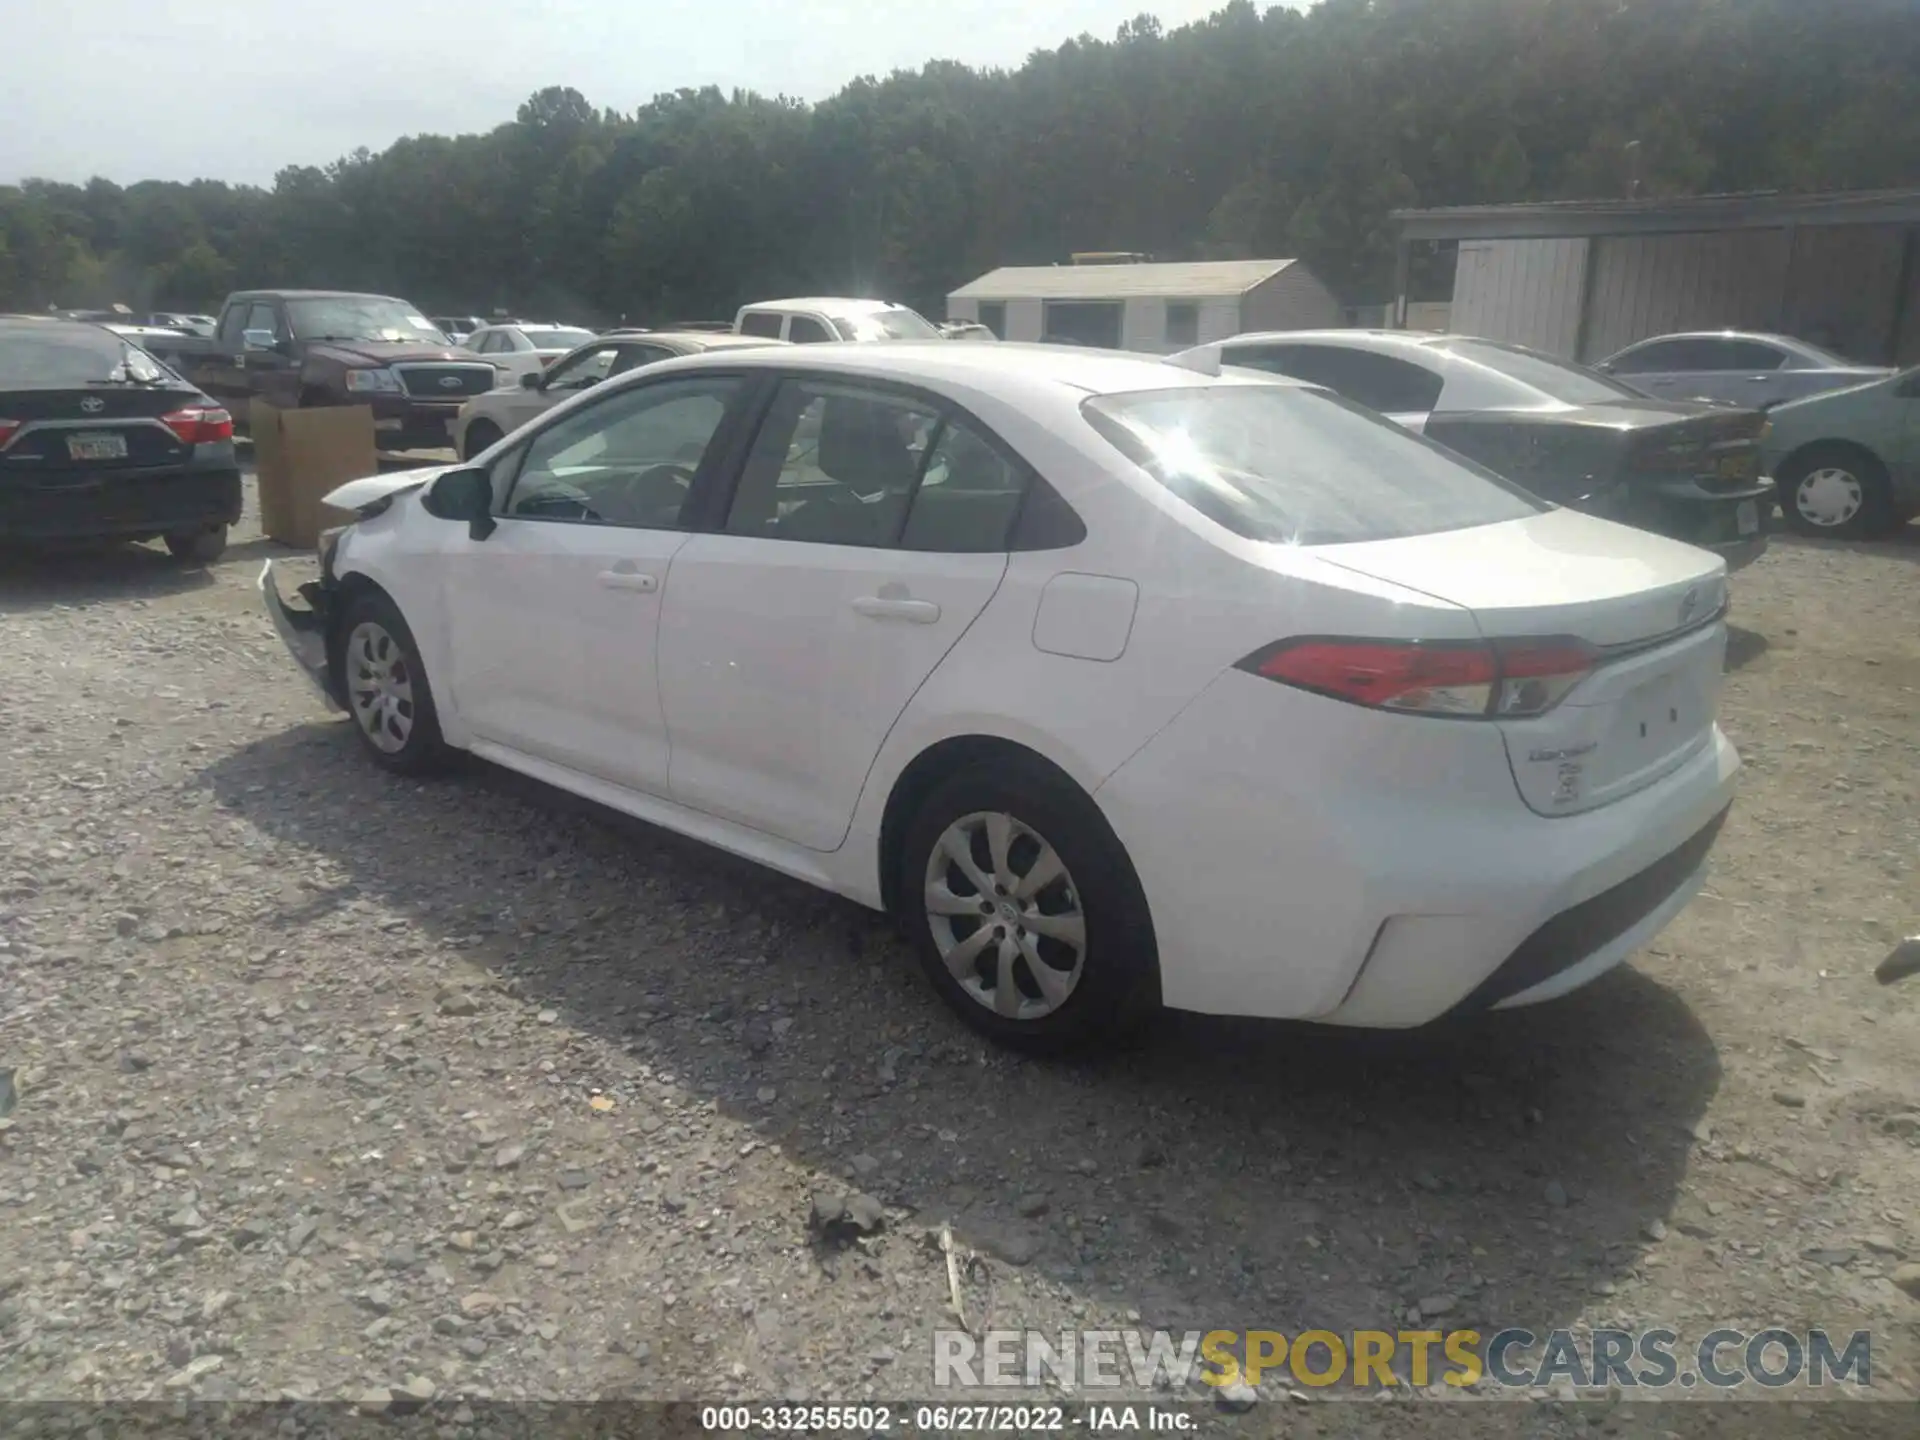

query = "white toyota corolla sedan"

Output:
[[261, 342, 1740, 1052]]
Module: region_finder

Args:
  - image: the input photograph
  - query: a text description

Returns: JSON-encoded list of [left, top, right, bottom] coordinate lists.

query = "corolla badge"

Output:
[[1677, 584, 1701, 626], [80, 396, 105, 413]]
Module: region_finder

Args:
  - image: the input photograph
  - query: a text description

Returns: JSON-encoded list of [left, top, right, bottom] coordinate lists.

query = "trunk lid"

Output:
[[0, 384, 207, 470], [1318, 507, 1728, 815]]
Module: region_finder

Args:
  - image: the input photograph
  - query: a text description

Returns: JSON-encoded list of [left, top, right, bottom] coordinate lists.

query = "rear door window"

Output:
[[1225, 344, 1442, 414], [1082, 384, 1545, 546], [788, 316, 835, 344]]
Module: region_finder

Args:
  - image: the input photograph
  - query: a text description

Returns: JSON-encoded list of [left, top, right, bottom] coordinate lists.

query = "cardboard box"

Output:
[[251, 400, 377, 550]]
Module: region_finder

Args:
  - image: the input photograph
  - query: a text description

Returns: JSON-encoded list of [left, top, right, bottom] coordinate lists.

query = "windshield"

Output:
[[1433, 339, 1642, 405], [285, 297, 449, 345], [838, 307, 942, 341], [1082, 384, 1546, 546], [0, 324, 172, 387], [521, 327, 596, 350]]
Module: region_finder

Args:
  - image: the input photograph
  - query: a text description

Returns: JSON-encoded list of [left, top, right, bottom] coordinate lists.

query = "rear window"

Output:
[[0, 324, 169, 387], [1434, 339, 1642, 405], [1082, 385, 1546, 546], [521, 327, 595, 349], [842, 307, 942, 341]]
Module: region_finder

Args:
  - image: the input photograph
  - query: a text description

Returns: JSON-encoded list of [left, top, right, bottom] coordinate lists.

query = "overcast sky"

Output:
[[8, 0, 1262, 188]]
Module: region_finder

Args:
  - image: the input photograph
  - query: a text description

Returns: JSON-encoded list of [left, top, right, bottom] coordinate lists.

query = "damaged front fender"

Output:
[[260, 559, 345, 711]]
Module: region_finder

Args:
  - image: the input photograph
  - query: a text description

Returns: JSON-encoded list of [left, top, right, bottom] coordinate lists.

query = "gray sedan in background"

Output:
[[1595, 331, 1890, 409], [453, 330, 782, 459]]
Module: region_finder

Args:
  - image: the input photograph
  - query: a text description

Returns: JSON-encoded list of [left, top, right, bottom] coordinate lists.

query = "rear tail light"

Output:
[[160, 406, 233, 445], [1240, 637, 1598, 719], [0, 418, 18, 447]]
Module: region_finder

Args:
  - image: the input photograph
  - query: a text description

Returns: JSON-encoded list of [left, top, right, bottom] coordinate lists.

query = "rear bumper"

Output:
[[1615, 477, 1772, 570], [0, 458, 241, 542], [1095, 668, 1741, 1026], [260, 559, 345, 711]]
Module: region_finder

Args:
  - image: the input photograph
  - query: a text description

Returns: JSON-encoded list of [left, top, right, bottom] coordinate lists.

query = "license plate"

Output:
[[67, 432, 128, 461], [1736, 500, 1759, 536]]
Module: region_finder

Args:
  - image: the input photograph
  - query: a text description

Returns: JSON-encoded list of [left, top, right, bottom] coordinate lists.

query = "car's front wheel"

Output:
[[899, 759, 1158, 1054], [1776, 446, 1896, 540], [333, 590, 450, 775]]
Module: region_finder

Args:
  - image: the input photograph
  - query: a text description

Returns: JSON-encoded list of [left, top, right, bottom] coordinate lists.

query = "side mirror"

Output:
[[422, 467, 497, 541], [520, 371, 542, 391], [1592, 360, 1615, 374]]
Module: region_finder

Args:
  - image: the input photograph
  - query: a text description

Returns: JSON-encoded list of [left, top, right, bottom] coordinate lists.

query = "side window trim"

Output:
[[489, 371, 757, 529]]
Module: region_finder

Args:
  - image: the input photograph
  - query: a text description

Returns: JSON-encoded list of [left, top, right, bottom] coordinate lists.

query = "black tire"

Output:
[[164, 524, 228, 563], [1775, 445, 1896, 540], [332, 589, 450, 775], [462, 420, 503, 462], [898, 758, 1159, 1054]]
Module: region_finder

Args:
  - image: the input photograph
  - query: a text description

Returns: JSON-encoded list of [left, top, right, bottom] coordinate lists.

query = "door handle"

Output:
[[852, 595, 940, 623], [597, 570, 658, 592]]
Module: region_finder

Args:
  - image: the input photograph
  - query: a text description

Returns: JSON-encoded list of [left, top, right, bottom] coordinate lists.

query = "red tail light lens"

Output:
[[160, 406, 234, 445], [0, 418, 19, 447], [1241, 637, 1597, 719]]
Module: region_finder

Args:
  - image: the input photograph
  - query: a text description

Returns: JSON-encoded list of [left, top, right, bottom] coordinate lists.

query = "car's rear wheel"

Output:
[[1776, 446, 1896, 540], [899, 760, 1158, 1054], [462, 420, 503, 462], [334, 591, 449, 775], [164, 524, 228, 563]]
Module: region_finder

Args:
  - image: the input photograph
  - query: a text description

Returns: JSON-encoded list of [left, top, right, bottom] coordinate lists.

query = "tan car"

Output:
[[453, 331, 783, 460]]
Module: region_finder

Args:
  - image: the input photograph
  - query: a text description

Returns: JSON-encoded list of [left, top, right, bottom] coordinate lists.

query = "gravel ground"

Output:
[[3, 479, 1917, 1435]]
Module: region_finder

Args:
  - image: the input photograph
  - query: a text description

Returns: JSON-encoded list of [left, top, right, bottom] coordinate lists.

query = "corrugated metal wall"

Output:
[[1780, 225, 1908, 362], [1579, 231, 1791, 360], [1450, 238, 1589, 354], [1243, 265, 1345, 333]]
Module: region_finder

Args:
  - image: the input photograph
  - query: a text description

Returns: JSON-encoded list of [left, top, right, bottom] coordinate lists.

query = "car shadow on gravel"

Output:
[[199, 721, 1723, 1364], [0, 542, 215, 613]]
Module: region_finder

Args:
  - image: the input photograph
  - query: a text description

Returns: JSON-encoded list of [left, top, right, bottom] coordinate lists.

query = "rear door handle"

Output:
[[597, 570, 658, 592], [852, 596, 940, 623]]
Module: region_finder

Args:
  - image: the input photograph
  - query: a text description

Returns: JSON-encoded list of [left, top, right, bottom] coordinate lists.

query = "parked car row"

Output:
[[1174, 330, 1775, 567], [261, 336, 1743, 1053]]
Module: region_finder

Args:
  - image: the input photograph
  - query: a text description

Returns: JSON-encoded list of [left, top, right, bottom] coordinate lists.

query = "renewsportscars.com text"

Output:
[[932, 1326, 1873, 1392]]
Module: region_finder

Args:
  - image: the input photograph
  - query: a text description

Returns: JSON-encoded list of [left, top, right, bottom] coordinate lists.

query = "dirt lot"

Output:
[[2, 479, 1917, 1435]]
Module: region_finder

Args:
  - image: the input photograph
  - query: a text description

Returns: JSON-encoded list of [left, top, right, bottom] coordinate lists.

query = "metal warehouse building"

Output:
[[1391, 187, 1920, 366], [946, 258, 1342, 354]]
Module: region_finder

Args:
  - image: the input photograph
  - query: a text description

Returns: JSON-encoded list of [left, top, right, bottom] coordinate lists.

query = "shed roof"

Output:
[[1393, 187, 1920, 242], [949, 259, 1301, 301]]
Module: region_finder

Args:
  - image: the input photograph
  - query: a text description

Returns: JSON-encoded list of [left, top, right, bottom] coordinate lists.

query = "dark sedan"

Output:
[[0, 316, 240, 559], [1174, 330, 1773, 570]]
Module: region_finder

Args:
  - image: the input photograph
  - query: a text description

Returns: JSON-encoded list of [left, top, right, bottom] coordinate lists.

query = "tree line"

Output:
[[3, 0, 1917, 327]]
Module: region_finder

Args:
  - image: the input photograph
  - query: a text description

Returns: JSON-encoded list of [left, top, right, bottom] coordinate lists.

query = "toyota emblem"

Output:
[[1677, 584, 1701, 626], [80, 396, 105, 413], [438, 375, 462, 389]]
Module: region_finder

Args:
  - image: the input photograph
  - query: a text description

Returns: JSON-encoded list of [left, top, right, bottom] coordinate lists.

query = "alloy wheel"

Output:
[[923, 810, 1087, 1021]]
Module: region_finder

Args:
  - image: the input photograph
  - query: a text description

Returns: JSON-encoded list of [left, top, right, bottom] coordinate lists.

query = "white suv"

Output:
[[734, 297, 942, 344]]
